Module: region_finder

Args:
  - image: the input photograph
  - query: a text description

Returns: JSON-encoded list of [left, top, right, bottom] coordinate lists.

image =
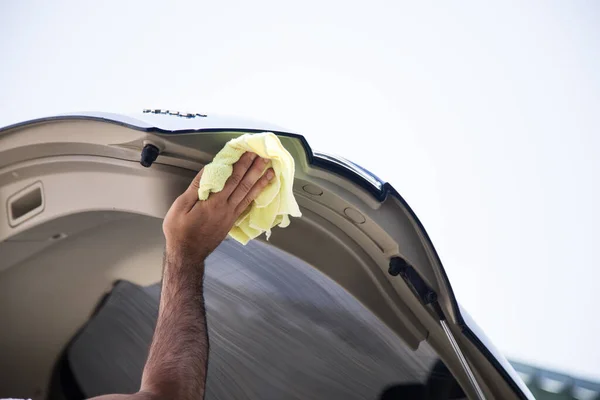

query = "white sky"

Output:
[[1, 0, 599, 381]]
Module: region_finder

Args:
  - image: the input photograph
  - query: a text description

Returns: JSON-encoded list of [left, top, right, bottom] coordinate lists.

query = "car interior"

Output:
[[0, 117, 519, 399]]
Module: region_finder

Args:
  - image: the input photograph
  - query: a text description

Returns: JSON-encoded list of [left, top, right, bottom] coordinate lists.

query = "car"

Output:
[[0, 110, 534, 400]]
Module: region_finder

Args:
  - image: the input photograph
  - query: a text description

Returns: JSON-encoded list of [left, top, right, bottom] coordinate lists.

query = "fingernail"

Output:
[[267, 170, 274, 180], [261, 157, 269, 164]]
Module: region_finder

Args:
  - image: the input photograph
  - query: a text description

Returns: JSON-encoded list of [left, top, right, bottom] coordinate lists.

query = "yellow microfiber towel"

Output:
[[198, 132, 302, 244]]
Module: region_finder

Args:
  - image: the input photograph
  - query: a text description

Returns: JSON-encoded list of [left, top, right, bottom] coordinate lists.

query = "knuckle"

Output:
[[171, 196, 185, 210], [250, 159, 264, 171], [228, 174, 242, 186], [246, 191, 259, 204], [237, 198, 252, 214], [243, 193, 254, 206], [239, 180, 253, 193], [240, 152, 256, 168]]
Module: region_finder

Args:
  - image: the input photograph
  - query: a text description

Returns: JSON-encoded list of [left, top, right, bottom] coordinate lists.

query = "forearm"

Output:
[[141, 251, 209, 400], [89, 154, 272, 400]]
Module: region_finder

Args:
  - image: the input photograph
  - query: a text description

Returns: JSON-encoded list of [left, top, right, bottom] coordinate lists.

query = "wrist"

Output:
[[164, 245, 208, 282], [162, 249, 206, 289], [165, 242, 209, 263]]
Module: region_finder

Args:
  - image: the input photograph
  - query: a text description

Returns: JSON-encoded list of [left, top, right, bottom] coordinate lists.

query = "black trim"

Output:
[[312, 156, 384, 200], [384, 185, 462, 318], [389, 257, 438, 306], [461, 326, 529, 400], [2, 114, 530, 400], [140, 144, 160, 168]]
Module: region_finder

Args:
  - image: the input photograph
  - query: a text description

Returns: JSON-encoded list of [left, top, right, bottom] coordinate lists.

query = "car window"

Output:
[[59, 238, 466, 400], [205, 239, 465, 399]]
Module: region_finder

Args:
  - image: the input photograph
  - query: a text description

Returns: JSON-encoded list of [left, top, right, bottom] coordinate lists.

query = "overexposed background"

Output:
[[1, 0, 599, 381]]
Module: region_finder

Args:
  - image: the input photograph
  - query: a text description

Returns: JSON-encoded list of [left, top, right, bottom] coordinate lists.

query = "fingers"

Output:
[[220, 152, 258, 198], [177, 168, 204, 211], [188, 168, 204, 192], [228, 156, 271, 206], [235, 168, 275, 215], [176, 152, 272, 216]]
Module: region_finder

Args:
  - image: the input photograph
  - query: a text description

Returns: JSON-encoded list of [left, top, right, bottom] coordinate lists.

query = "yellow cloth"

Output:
[[198, 132, 302, 244]]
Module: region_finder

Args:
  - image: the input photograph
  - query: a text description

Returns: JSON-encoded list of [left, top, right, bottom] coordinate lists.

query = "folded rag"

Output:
[[198, 132, 302, 244]]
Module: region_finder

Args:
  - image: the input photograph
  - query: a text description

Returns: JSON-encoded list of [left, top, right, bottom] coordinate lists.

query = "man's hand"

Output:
[[163, 151, 274, 260], [90, 152, 274, 400]]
